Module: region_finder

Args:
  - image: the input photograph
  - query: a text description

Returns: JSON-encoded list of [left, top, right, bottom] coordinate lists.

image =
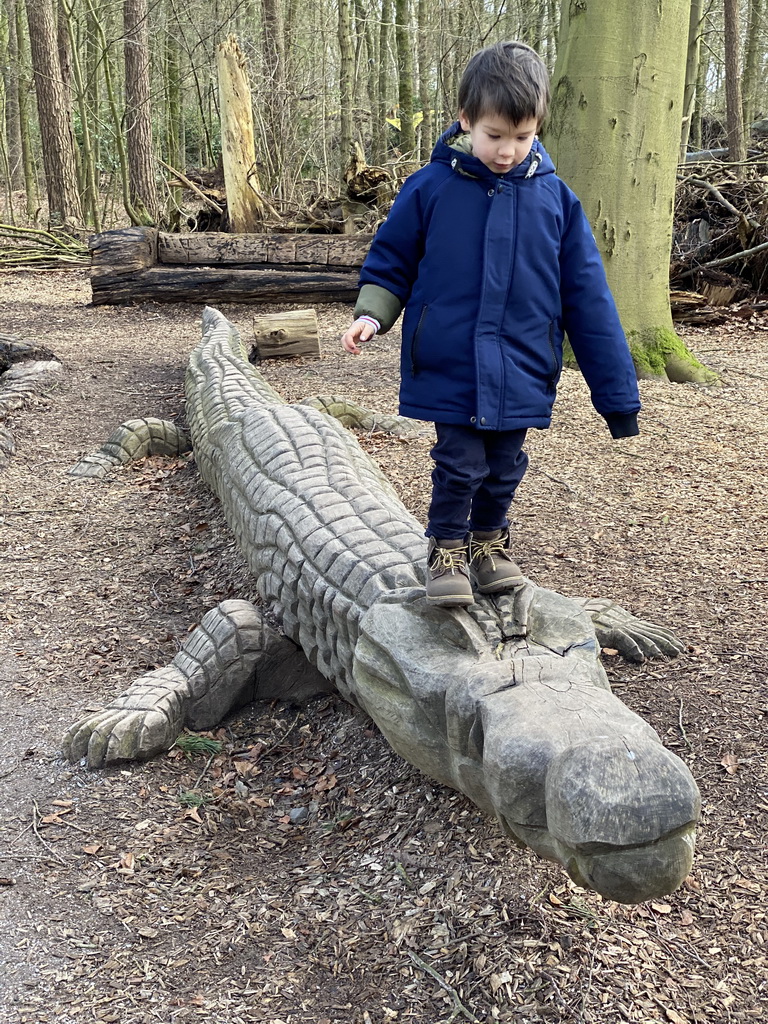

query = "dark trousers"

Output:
[[426, 423, 528, 540]]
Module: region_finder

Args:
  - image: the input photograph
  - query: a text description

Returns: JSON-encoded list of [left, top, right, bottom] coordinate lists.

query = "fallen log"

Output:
[[91, 265, 359, 306], [89, 227, 372, 305], [157, 231, 371, 267]]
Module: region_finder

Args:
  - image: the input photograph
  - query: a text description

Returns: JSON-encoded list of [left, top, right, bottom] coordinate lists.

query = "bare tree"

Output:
[[25, 0, 81, 228], [394, 0, 415, 163], [3, 0, 23, 192], [742, 0, 766, 132], [338, 0, 355, 178], [680, 0, 704, 159], [124, 0, 161, 224], [722, 0, 747, 161]]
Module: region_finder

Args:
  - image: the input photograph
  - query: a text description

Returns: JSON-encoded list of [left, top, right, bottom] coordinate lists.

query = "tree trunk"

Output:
[[723, 0, 747, 163], [60, 0, 101, 229], [680, 0, 704, 160], [124, 0, 161, 225], [164, 0, 184, 217], [394, 0, 416, 165], [216, 35, 269, 231], [742, 0, 764, 135], [25, 0, 82, 229], [417, 0, 433, 162], [338, 0, 354, 182], [372, 0, 392, 166], [260, 0, 287, 194], [3, 0, 23, 191], [545, 0, 713, 384], [15, 0, 38, 216]]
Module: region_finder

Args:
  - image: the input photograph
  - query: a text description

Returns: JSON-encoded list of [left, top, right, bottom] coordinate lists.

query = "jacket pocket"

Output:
[[547, 320, 562, 388], [410, 305, 428, 376]]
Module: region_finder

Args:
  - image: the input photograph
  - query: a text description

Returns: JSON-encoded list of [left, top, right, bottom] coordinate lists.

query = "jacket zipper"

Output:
[[547, 320, 559, 387], [410, 305, 428, 376]]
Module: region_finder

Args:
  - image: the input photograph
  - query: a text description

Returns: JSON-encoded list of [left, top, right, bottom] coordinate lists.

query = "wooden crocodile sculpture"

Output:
[[64, 307, 700, 905]]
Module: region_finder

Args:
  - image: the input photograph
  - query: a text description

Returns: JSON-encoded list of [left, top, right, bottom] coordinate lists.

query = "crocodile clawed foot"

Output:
[[63, 705, 180, 767], [63, 670, 187, 767]]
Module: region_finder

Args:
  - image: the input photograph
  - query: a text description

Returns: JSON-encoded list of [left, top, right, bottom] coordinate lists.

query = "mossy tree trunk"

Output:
[[545, 0, 714, 384]]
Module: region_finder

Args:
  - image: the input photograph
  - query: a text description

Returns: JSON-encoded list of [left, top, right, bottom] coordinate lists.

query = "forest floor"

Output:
[[0, 268, 766, 1024]]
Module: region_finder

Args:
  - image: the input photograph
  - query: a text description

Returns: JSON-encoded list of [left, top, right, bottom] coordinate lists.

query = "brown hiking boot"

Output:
[[469, 528, 524, 593], [426, 538, 474, 606]]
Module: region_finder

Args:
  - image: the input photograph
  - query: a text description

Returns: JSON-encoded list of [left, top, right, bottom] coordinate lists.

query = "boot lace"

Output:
[[470, 536, 508, 570], [431, 545, 468, 574]]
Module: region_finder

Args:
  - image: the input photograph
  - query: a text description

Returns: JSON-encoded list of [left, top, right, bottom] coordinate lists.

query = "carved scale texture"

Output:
[[185, 309, 426, 702]]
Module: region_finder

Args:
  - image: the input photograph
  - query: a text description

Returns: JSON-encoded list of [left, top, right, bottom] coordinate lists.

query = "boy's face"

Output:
[[458, 110, 538, 175]]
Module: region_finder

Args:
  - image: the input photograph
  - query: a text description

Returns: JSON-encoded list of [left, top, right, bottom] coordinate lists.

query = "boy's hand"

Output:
[[341, 317, 378, 355]]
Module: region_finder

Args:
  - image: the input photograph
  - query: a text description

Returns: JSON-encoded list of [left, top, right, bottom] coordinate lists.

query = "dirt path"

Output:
[[0, 268, 766, 1024]]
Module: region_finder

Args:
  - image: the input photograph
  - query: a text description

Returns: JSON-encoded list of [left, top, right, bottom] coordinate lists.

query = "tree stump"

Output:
[[250, 309, 320, 360]]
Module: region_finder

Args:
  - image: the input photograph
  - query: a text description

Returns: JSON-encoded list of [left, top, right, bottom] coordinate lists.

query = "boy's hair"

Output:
[[457, 41, 550, 127]]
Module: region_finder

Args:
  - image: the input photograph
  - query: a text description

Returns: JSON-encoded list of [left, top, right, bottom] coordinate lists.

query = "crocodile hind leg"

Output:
[[63, 599, 330, 767]]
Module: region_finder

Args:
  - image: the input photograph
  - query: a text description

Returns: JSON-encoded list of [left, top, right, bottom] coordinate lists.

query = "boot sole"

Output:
[[426, 593, 475, 606], [474, 577, 525, 594]]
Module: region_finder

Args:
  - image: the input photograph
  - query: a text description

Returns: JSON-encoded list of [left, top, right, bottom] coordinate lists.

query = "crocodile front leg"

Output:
[[63, 599, 330, 767]]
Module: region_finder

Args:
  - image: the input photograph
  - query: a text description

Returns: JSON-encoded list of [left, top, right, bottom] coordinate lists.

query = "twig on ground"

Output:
[[533, 467, 578, 495], [193, 750, 220, 790], [407, 950, 480, 1023], [31, 800, 67, 865]]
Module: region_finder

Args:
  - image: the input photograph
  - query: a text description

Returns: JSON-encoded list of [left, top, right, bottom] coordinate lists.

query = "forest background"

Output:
[[1, 0, 768, 385], [0, 0, 766, 237]]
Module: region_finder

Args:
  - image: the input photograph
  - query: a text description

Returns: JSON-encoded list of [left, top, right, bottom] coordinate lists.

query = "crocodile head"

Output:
[[352, 584, 700, 904]]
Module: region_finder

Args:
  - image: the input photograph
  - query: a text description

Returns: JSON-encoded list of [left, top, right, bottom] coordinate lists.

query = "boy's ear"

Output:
[[458, 110, 471, 131]]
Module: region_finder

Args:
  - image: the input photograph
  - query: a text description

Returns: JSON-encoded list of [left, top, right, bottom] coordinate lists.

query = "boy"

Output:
[[341, 41, 640, 607]]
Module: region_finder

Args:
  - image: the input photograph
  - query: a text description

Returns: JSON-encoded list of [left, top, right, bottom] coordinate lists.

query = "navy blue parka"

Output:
[[356, 123, 640, 438]]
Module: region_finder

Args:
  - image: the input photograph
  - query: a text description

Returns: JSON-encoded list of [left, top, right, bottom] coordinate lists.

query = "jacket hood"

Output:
[[431, 120, 555, 181]]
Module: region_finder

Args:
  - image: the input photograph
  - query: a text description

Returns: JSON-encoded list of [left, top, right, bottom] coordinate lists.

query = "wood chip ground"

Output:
[[0, 269, 766, 1024]]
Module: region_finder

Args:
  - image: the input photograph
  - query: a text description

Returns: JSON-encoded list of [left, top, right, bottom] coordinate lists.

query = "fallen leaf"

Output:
[[665, 1009, 688, 1024], [720, 752, 739, 774]]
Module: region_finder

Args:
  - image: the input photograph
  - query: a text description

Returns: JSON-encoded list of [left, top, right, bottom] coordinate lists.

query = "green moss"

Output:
[[626, 326, 718, 384], [564, 326, 718, 385]]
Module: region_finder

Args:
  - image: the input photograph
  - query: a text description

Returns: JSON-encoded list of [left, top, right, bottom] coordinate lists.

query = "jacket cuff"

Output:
[[354, 283, 403, 334], [605, 412, 639, 439]]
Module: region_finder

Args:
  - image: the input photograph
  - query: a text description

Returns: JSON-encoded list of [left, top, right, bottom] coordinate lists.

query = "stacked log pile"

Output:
[[672, 153, 768, 317]]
